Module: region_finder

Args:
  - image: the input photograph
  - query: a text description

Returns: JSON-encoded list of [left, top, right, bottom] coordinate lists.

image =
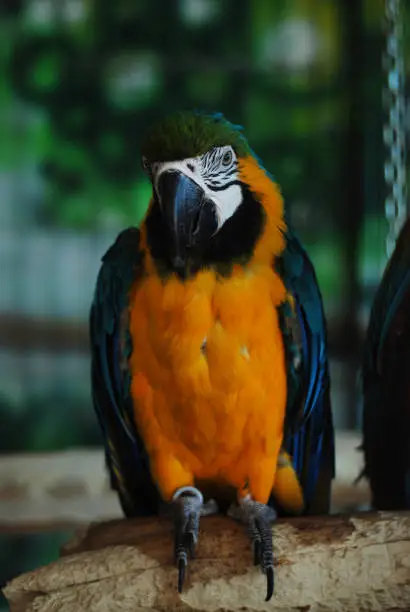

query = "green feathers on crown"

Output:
[[141, 111, 252, 162]]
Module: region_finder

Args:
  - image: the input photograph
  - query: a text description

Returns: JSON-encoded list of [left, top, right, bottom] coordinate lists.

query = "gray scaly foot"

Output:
[[238, 494, 277, 602], [172, 486, 203, 593]]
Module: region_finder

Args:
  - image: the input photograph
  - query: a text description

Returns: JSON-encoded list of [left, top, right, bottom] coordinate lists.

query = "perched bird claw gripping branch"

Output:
[[239, 494, 277, 601], [172, 486, 203, 593], [89, 111, 335, 601]]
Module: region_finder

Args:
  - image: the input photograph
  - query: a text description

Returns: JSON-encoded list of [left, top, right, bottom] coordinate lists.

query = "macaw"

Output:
[[90, 111, 335, 600], [361, 217, 410, 510]]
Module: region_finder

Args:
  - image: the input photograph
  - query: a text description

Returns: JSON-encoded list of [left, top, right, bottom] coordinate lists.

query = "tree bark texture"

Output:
[[3, 512, 410, 612]]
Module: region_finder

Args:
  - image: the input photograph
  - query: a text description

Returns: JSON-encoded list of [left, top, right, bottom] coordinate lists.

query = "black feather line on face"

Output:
[[145, 184, 265, 279], [207, 180, 243, 192]]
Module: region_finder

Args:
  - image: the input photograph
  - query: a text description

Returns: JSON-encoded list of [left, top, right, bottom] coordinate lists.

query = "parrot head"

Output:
[[141, 111, 285, 278]]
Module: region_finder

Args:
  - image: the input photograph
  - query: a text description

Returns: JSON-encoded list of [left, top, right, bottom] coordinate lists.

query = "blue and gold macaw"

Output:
[[90, 111, 335, 600]]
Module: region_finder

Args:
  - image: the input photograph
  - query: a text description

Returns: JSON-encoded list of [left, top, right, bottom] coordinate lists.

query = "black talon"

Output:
[[265, 565, 274, 602], [259, 515, 275, 600], [177, 557, 186, 593]]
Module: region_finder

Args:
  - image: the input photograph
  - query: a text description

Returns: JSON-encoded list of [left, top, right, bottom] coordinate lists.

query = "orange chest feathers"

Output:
[[128, 265, 288, 478]]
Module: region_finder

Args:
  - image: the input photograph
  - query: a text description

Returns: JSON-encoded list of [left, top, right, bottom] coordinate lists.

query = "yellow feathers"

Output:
[[128, 263, 288, 504], [239, 156, 286, 266], [273, 450, 305, 514]]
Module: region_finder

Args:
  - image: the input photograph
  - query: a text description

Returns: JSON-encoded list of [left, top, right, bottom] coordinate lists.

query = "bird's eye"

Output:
[[221, 149, 233, 166]]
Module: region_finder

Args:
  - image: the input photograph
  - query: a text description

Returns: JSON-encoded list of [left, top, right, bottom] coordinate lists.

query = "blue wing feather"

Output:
[[375, 268, 410, 374], [90, 227, 160, 516], [277, 229, 335, 512]]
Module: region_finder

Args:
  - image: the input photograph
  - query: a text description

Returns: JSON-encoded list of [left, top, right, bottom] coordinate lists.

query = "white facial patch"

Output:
[[148, 145, 243, 232]]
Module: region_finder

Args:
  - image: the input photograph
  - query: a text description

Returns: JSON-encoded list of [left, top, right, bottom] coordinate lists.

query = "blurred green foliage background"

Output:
[[0, 0, 409, 608]]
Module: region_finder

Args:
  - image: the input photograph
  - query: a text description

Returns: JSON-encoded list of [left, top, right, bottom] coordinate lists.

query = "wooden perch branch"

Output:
[[3, 512, 410, 612]]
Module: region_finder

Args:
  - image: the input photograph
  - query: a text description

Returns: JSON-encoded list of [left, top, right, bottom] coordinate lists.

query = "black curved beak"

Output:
[[156, 170, 217, 272]]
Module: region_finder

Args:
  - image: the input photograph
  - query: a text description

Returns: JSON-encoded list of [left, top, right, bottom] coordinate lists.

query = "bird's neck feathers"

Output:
[[239, 155, 287, 266]]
